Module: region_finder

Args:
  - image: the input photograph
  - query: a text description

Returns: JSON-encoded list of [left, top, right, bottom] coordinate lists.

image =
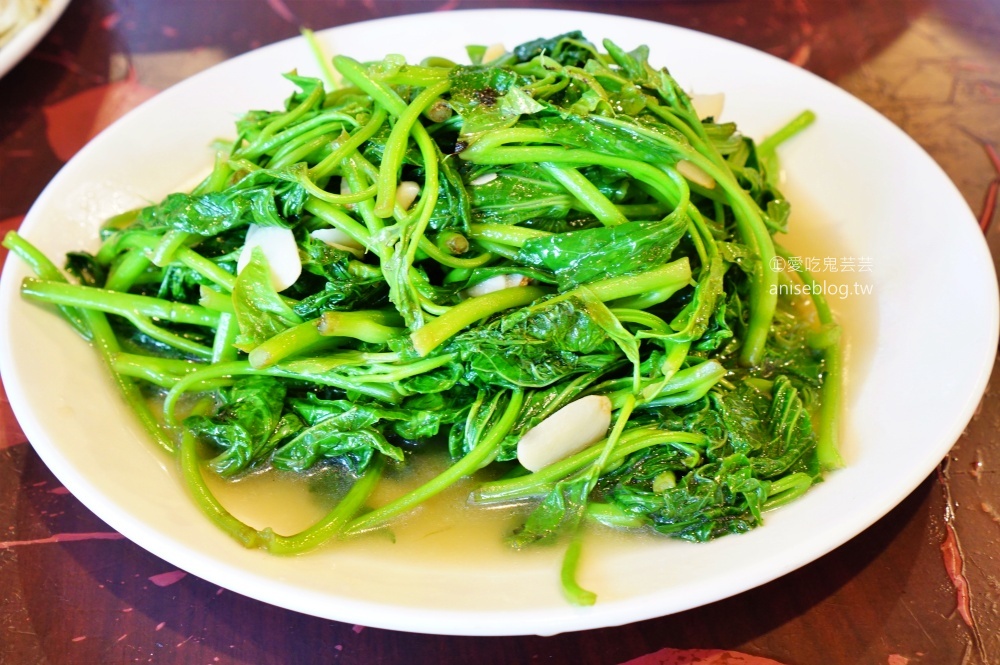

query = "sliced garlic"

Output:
[[676, 159, 716, 190], [689, 92, 725, 121], [517, 395, 613, 472], [236, 224, 302, 292], [470, 172, 498, 186], [310, 227, 365, 250], [396, 180, 421, 212], [483, 42, 507, 64], [462, 273, 529, 299]]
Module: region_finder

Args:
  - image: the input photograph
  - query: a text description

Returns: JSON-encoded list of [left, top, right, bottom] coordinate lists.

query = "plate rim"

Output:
[[2, 7, 997, 636], [0, 0, 73, 79]]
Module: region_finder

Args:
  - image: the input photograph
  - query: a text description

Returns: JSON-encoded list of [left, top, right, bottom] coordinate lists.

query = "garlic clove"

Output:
[[504, 274, 530, 289], [310, 227, 365, 254], [396, 180, 421, 212], [676, 159, 716, 190], [483, 43, 507, 64], [689, 92, 725, 121], [236, 224, 302, 292], [516, 395, 613, 472], [462, 273, 529, 299], [470, 172, 498, 186]]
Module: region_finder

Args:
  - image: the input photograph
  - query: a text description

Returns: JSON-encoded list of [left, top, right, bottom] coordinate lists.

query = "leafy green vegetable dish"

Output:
[[5, 31, 843, 605]]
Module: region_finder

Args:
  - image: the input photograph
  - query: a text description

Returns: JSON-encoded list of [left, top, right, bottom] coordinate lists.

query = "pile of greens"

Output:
[[5, 31, 843, 605]]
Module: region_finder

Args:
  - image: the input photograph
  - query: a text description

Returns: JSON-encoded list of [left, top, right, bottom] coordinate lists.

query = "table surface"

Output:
[[2, 1, 999, 664]]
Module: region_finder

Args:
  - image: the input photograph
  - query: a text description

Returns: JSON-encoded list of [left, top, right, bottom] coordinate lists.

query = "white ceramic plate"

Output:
[[1, 10, 996, 636], [0, 0, 71, 79]]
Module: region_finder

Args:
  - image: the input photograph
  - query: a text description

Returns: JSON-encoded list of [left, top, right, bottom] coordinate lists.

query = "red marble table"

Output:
[[1, 1, 998, 663]]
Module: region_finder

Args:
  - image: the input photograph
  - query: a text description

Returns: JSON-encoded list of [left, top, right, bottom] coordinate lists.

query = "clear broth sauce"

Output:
[[780, 181, 878, 463], [204, 449, 576, 568]]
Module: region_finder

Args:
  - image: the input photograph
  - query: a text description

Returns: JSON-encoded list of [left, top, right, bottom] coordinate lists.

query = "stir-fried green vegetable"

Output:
[[4, 31, 843, 605]]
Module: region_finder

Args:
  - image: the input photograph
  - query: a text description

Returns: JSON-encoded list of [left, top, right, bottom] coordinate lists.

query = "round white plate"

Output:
[[0, 0, 72, 79], [1, 9, 996, 636]]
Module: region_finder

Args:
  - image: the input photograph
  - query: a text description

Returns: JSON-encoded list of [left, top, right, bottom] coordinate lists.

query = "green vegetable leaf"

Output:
[[231, 246, 304, 351], [449, 66, 542, 135], [611, 454, 769, 542], [137, 169, 308, 236], [508, 477, 590, 548], [272, 402, 404, 473], [511, 31, 593, 67], [517, 215, 688, 289], [452, 296, 620, 389], [273, 425, 403, 473], [185, 376, 287, 476]]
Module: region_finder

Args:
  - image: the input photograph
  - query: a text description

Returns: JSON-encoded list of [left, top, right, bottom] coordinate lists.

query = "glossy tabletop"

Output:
[[1, 1, 999, 664]]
